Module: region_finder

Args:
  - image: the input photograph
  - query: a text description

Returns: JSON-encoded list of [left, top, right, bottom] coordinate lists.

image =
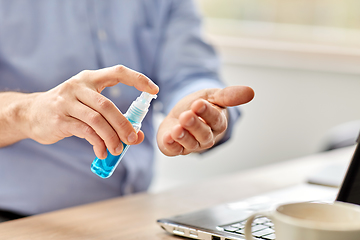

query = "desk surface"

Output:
[[0, 146, 354, 239]]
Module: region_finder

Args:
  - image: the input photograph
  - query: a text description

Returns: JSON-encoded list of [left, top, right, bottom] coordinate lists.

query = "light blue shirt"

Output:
[[0, 0, 240, 215]]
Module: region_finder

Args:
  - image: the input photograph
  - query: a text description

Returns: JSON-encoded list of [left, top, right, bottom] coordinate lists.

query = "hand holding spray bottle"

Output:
[[91, 92, 157, 178]]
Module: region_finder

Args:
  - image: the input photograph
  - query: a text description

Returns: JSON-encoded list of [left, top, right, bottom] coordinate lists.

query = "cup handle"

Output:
[[244, 211, 273, 240]]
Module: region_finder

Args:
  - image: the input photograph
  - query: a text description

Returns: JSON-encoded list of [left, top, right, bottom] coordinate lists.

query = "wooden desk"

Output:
[[0, 146, 354, 239]]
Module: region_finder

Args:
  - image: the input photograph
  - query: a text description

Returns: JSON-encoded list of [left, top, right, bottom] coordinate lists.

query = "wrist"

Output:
[[1, 92, 37, 145]]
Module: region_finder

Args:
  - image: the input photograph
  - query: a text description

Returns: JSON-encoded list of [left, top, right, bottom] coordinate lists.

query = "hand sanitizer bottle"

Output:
[[91, 92, 157, 178]]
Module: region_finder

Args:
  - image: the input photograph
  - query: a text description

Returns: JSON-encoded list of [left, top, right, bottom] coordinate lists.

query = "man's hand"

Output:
[[157, 86, 254, 156], [1, 65, 159, 159]]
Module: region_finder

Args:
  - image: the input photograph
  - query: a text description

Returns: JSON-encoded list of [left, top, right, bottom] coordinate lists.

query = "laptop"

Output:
[[157, 135, 360, 240]]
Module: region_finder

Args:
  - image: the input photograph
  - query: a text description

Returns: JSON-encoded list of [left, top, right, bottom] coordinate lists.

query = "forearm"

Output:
[[0, 91, 35, 147]]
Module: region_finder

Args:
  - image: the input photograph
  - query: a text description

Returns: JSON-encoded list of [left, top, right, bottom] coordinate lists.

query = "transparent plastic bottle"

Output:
[[91, 92, 157, 178]]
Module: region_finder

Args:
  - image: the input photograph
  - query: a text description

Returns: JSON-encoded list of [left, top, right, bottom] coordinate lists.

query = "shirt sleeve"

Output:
[[154, 0, 241, 147]]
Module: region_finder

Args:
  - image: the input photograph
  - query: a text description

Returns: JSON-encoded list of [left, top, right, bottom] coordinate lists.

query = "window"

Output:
[[196, 0, 360, 48], [197, 0, 360, 29]]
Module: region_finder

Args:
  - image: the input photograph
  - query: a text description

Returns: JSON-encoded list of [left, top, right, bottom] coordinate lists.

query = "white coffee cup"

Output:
[[245, 201, 360, 240]]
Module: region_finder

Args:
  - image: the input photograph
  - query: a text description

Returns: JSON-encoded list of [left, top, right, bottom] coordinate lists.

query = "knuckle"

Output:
[[78, 69, 92, 78], [59, 80, 75, 94], [114, 65, 126, 73], [52, 95, 67, 110], [87, 112, 102, 125], [96, 96, 112, 110], [135, 72, 147, 83], [82, 126, 103, 146], [117, 118, 129, 129], [83, 125, 95, 135], [58, 78, 82, 96], [83, 125, 96, 136]]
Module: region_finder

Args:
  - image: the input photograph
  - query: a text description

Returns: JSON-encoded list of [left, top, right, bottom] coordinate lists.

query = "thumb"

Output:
[[209, 86, 255, 108]]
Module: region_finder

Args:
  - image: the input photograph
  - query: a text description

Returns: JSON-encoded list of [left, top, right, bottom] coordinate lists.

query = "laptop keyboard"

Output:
[[220, 217, 275, 240]]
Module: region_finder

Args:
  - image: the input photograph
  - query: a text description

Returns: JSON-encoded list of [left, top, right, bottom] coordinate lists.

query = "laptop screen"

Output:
[[336, 139, 360, 205]]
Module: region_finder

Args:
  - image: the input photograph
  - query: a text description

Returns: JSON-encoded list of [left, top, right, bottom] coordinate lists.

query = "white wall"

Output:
[[149, 24, 360, 193]]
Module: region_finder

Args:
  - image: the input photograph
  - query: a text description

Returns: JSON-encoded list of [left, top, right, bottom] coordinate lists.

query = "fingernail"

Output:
[[167, 139, 175, 144], [127, 132, 137, 143], [115, 143, 123, 155], [101, 151, 108, 159], [177, 130, 185, 139], [148, 79, 159, 91], [185, 117, 194, 127], [197, 105, 206, 114]]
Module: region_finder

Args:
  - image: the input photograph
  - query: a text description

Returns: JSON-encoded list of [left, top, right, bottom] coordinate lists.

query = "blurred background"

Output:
[[149, 0, 360, 192]]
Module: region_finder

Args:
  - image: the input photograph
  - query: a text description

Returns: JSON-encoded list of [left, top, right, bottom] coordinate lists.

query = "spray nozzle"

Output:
[[134, 92, 157, 110], [125, 92, 157, 123]]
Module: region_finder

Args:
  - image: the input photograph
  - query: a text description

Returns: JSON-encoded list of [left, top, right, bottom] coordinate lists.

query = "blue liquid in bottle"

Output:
[[91, 92, 156, 178], [91, 148, 127, 178], [91, 119, 139, 178]]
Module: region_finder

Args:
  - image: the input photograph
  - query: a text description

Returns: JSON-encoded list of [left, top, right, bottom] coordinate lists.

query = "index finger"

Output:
[[83, 65, 159, 94]]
